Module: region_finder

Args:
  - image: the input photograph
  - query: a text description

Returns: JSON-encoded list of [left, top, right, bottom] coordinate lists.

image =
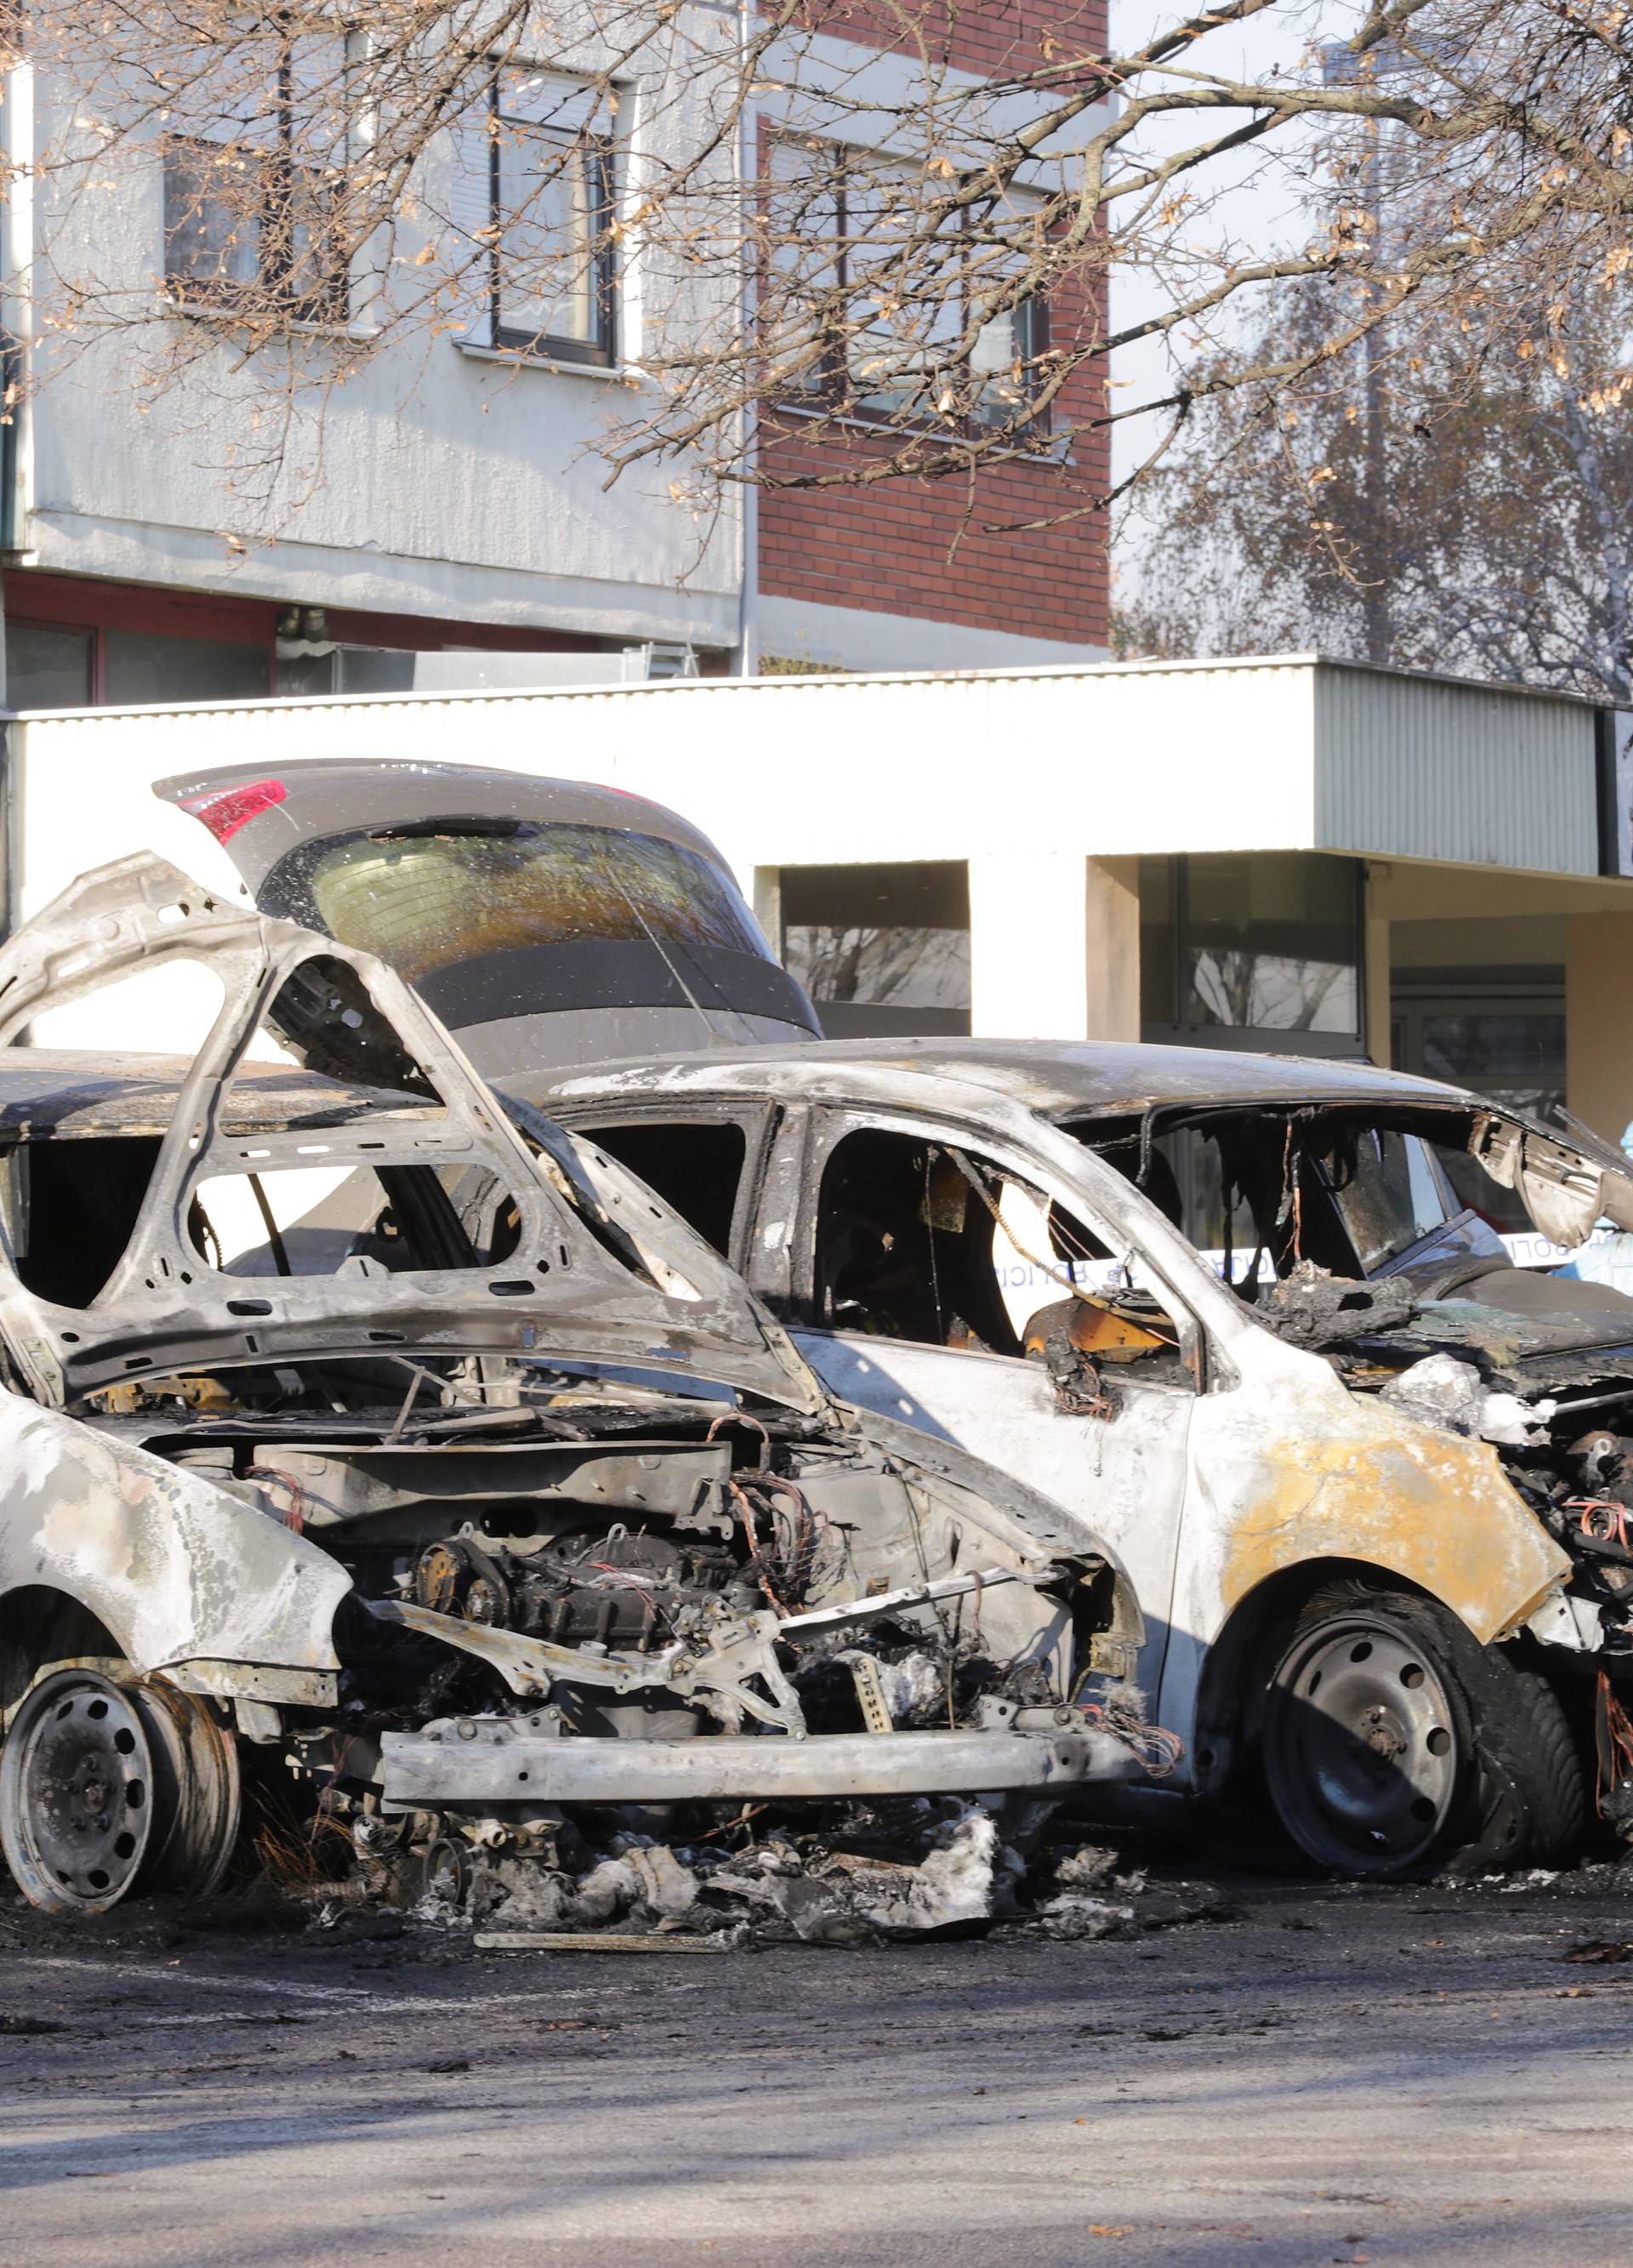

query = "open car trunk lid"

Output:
[[0, 854, 827, 1413]]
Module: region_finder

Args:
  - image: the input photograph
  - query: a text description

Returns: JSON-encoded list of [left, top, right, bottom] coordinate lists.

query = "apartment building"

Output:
[[0, 5, 1109, 710]]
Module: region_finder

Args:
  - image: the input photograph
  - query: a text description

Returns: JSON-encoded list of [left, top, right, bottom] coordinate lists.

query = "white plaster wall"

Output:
[[18, 16, 743, 644], [15, 657, 1632, 1056]]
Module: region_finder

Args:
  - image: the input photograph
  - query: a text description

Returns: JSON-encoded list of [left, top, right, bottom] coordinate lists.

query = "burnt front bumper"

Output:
[[380, 1716, 1142, 1809]]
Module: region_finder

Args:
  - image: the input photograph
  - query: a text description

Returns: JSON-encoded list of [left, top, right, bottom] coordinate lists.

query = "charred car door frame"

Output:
[[770, 1097, 1209, 1701]]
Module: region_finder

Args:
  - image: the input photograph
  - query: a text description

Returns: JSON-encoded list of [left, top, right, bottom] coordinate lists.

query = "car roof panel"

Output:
[[521, 1035, 1471, 1120]]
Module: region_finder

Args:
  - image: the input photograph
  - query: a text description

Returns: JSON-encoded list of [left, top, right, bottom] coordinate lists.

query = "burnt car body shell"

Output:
[[523, 1038, 1615, 1776], [0, 862, 1148, 1826], [153, 759, 822, 1072]]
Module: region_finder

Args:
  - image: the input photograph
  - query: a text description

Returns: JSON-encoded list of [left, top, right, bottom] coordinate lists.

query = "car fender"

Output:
[[1183, 1342, 1570, 1649], [0, 1386, 351, 1686]]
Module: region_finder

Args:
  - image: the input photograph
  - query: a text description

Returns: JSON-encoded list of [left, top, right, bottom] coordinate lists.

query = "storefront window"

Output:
[[103, 630, 270, 706], [1140, 852, 1363, 1049], [781, 862, 970, 1038]]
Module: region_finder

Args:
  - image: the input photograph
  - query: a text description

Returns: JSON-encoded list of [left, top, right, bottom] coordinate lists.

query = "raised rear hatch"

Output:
[[156, 760, 820, 1075]]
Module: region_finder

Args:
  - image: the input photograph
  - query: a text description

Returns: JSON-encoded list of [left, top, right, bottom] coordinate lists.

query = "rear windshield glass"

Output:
[[264, 823, 766, 982]]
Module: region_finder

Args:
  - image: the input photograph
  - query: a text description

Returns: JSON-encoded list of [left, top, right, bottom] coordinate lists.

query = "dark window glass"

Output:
[[336, 648, 418, 695], [782, 862, 970, 1026], [1178, 853, 1360, 1037], [269, 823, 765, 983], [9, 621, 93, 710], [103, 631, 270, 707], [1327, 1128, 1449, 1270], [1422, 1011, 1566, 1099]]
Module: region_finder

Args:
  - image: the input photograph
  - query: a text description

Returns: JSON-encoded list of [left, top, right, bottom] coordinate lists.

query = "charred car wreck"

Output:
[[523, 1036, 1633, 1881], [0, 858, 1157, 1918]]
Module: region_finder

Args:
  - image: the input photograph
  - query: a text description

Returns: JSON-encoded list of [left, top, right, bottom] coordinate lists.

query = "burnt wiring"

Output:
[[248, 1462, 307, 1534], [1596, 1667, 1633, 1815], [1070, 1673, 1186, 1778]]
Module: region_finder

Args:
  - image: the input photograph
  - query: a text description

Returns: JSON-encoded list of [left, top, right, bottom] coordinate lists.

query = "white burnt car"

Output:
[[0, 858, 1154, 1915], [521, 1037, 1633, 1878]]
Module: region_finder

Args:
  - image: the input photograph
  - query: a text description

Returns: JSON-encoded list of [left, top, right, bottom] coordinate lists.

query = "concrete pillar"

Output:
[[751, 866, 782, 959], [1568, 912, 1633, 1145], [968, 854, 1140, 1041], [1363, 864, 1391, 1068]]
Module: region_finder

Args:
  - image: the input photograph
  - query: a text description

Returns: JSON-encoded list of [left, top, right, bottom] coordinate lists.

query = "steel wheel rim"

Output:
[[1267, 1617, 1461, 1872], [1, 1671, 157, 1912]]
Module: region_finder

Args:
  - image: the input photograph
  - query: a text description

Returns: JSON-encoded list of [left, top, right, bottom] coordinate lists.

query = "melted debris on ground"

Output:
[[326, 1797, 1246, 1950], [13, 1798, 1633, 1959]]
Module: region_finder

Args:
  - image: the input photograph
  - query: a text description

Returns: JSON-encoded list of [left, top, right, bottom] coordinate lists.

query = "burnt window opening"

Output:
[[813, 1129, 1021, 1353], [577, 1120, 748, 1261], [1065, 1108, 1490, 1292], [811, 1126, 1190, 1375]]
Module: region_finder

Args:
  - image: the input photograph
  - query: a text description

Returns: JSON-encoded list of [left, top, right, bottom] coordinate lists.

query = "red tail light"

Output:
[[179, 778, 288, 843]]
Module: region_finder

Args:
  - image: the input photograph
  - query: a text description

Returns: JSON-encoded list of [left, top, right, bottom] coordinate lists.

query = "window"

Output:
[[767, 142, 1047, 434], [1140, 853, 1364, 1051], [577, 1120, 748, 1259], [481, 73, 617, 365], [264, 823, 766, 984], [103, 631, 270, 706], [780, 863, 970, 1039], [809, 1125, 1188, 1377], [162, 34, 350, 322], [8, 622, 93, 711], [813, 1128, 1024, 1351]]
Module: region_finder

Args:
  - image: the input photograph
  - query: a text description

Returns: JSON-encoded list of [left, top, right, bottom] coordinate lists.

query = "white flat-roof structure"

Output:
[[11, 652, 1633, 1139]]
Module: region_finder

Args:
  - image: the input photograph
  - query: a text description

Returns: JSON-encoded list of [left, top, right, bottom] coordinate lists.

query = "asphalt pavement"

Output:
[[3, 1860, 1632, 2267]]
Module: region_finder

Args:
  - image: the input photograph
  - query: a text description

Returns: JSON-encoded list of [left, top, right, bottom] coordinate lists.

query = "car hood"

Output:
[[0, 855, 826, 1414]]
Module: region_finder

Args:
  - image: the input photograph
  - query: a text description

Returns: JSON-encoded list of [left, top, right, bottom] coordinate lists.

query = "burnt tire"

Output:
[[0, 1669, 240, 1915], [1260, 1578, 1587, 1879]]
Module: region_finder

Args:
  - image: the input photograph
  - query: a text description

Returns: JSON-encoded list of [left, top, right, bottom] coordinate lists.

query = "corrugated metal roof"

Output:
[[1315, 664, 1599, 875]]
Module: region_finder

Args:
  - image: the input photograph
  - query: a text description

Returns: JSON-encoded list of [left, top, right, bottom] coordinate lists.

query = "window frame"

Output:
[[486, 72, 618, 368], [767, 139, 1050, 441], [792, 1103, 1206, 1388], [162, 42, 351, 327], [545, 1103, 776, 1275]]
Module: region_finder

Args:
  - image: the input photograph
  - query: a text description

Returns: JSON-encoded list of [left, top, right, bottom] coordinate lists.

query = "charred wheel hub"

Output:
[[0, 1669, 241, 1916], [3, 1675, 155, 1909], [1266, 1621, 1459, 1872]]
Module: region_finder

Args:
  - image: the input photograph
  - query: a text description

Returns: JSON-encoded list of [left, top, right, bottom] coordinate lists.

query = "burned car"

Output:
[[523, 1037, 1633, 1878], [0, 858, 1153, 1917]]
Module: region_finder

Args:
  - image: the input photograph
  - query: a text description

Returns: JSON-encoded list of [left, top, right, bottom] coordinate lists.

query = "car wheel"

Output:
[[0, 1668, 240, 1915], [1260, 1578, 1587, 1878]]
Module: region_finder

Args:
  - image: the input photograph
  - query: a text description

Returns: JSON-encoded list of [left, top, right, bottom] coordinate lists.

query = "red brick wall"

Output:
[[790, 0, 1108, 84], [759, 1, 1111, 653]]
